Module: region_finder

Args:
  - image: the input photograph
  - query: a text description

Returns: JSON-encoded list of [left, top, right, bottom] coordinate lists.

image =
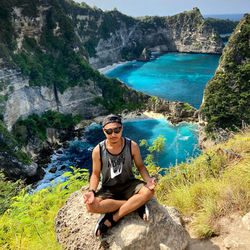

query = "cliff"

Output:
[[199, 14, 250, 148], [82, 7, 224, 68]]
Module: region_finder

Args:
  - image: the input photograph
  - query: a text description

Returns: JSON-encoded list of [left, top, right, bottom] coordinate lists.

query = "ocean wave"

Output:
[[178, 136, 190, 141]]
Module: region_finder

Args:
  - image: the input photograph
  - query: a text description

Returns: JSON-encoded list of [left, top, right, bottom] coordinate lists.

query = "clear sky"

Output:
[[75, 0, 249, 17]]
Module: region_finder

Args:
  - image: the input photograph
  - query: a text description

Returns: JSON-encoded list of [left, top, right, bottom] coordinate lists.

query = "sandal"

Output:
[[94, 212, 116, 236], [137, 204, 149, 221]]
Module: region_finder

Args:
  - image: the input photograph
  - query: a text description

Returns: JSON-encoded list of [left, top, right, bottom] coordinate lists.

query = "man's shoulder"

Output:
[[126, 138, 137, 146], [92, 144, 101, 155], [125, 137, 136, 144]]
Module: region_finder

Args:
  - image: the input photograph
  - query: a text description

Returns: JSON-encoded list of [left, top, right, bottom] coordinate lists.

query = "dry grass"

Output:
[[156, 127, 250, 238]]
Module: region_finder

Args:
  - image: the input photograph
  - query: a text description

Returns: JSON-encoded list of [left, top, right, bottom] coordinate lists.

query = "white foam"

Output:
[[178, 136, 190, 141]]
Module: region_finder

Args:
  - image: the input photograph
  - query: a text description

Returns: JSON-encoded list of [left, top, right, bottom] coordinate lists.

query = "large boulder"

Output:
[[55, 188, 189, 250]]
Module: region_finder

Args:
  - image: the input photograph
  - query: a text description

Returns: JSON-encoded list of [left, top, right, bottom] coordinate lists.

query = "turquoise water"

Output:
[[106, 53, 220, 109], [122, 119, 200, 167], [85, 119, 200, 168]]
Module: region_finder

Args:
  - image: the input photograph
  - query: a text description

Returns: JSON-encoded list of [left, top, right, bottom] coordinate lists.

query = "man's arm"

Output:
[[131, 140, 156, 190], [83, 145, 101, 204]]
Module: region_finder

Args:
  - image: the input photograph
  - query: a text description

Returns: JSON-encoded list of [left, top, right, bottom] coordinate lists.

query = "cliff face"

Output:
[[76, 7, 224, 69], [1, 67, 106, 130], [199, 14, 250, 148]]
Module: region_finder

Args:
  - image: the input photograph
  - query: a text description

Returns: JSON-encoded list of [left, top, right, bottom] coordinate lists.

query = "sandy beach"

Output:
[[98, 61, 132, 74]]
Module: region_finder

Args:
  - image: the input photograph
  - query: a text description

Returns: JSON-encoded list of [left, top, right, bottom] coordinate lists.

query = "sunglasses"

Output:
[[104, 126, 122, 135]]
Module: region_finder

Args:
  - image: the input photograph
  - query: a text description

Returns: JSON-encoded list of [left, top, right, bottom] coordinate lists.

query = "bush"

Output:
[[0, 167, 88, 249], [0, 171, 25, 215], [13, 111, 82, 143]]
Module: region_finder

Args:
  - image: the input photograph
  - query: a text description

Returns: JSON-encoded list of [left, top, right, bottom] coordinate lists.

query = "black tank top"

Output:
[[99, 137, 135, 187]]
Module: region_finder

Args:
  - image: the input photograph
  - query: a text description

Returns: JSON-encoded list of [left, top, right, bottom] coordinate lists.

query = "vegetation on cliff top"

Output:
[[200, 14, 250, 135], [13, 110, 82, 144], [205, 17, 239, 34]]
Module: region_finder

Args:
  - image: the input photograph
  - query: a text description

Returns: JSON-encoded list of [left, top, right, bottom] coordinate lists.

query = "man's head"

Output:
[[102, 114, 123, 143]]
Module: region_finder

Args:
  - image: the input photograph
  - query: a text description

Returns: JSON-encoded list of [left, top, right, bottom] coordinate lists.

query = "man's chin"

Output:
[[109, 137, 119, 143]]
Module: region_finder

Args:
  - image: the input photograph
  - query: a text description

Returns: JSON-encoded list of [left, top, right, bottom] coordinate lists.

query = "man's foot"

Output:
[[137, 204, 149, 221], [94, 212, 116, 237]]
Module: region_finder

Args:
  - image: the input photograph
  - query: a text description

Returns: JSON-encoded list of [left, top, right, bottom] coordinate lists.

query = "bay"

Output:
[[105, 52, 220, 109]]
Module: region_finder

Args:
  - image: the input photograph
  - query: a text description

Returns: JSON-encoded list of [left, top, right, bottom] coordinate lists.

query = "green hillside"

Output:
[[200, 14, 250, 135]]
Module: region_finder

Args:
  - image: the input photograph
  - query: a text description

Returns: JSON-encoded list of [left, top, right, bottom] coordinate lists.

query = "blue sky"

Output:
[[75, 0, 249, 17]]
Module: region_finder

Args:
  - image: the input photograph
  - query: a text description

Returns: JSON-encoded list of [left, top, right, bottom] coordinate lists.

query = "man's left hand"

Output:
[[146, 177, 156, 190]]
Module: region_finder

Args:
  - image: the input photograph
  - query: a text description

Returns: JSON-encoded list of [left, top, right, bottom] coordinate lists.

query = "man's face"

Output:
[[103, 122, 123, 144]]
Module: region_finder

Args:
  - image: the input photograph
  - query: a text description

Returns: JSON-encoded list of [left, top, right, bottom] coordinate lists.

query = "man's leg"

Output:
[[86, 197, 126, 214], [113, 186, 154, 222], [86, 197, 127, 236]]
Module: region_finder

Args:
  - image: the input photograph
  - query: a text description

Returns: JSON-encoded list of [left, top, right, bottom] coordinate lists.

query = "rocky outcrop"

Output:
[[55, 188, 189, 250], [138, 48, 151, 62], [0, 151, 44, 182], [2, 76, 106, 130], [146, 97, 198, 124]]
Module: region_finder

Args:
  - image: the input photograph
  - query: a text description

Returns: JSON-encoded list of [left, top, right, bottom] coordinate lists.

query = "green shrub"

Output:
[[0, 120, 31, 165], [0, 171, 25, 215], [13, 111, 82, 143], [0, 167, 88, 249]]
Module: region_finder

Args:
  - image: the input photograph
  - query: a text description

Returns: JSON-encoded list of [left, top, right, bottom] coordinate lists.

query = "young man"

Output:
[[83, 114, 156, 236]]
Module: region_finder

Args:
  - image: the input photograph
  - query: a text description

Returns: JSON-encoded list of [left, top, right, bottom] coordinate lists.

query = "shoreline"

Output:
[[98, 61, 132, 74], [76, 110, 198, 131]]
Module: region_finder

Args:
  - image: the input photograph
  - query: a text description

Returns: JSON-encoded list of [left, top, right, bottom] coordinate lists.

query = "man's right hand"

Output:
[[83, 191, 95, 204]]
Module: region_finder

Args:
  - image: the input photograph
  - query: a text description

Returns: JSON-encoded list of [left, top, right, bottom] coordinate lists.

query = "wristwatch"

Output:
[[89, 189, 96, 196]]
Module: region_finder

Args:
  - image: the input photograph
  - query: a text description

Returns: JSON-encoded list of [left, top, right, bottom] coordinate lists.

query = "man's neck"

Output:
[[106, 137, 123, 148]]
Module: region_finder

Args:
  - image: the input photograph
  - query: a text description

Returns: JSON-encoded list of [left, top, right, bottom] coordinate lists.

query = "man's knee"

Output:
[[139, 186, 154, 201], [85, 198, 102, 213], [86, 203, 96, 213]]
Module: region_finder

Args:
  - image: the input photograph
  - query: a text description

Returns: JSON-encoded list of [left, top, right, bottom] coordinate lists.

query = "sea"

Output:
[[106, 53, 220, 109], [33, 52, 220, 192], [203, 13, 244, 21]]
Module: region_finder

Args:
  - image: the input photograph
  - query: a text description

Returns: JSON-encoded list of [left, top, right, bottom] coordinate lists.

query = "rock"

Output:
[[223, 236, 239, 249], [89, 8, 223, 69], [59, 165, 66, 171], [242, 212, 250, 231], [56, 149, 63, 154], [138, 48, 151, 62], [0, 151, 44, 182], [49, 167, 57, 173], [55, 189, 189, 250]]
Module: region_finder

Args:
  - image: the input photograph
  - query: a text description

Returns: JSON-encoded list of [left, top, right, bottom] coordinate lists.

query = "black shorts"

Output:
[[96, 179, 146, 200]]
